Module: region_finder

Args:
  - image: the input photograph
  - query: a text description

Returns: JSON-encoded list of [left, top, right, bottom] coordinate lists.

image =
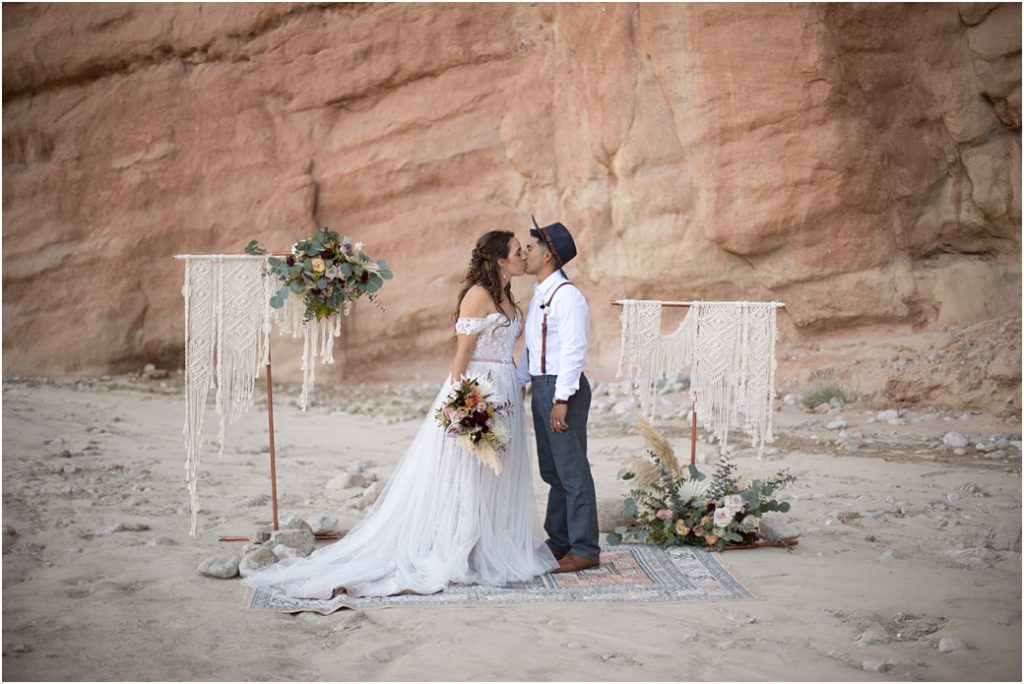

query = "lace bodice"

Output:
[[455, 312, 521, 361]]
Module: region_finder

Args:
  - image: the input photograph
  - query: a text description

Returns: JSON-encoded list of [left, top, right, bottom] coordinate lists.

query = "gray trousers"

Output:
[[530, 373, 600, 560]]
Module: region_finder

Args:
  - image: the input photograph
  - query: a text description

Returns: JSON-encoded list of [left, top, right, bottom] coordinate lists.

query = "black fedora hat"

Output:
[[530, 215, 577, 268]]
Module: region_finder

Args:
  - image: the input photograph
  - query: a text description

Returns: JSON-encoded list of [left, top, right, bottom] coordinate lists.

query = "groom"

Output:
[[516, 217, 600, 573]]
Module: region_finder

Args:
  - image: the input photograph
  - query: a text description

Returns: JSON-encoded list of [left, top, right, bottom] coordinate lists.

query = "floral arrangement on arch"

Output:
[[246, 227, 393, 322], [434, 374, 512, 476], [607, 417, 795, 551]]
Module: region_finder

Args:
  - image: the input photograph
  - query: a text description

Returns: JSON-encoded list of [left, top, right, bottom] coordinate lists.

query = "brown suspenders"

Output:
[[540, 281, 575, 375]]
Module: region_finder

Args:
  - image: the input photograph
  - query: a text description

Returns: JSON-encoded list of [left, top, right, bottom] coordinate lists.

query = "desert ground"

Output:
[[2, 372, 1021, 681]]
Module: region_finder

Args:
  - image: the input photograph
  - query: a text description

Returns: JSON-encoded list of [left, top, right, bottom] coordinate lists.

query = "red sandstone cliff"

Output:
[[3, 3, 1020, 411]]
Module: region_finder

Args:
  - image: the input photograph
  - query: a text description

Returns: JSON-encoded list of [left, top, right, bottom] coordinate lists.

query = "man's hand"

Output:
[[550, 403, 569, 433], [522, 386, 527, 401]]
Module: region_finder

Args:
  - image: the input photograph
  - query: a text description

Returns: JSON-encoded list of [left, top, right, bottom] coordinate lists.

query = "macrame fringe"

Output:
[[181, 256, 275, 536], [617, 300, 779, 460]]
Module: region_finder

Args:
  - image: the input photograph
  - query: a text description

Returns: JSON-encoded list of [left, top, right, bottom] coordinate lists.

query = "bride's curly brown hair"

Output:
[[452, 230, 524, 327]]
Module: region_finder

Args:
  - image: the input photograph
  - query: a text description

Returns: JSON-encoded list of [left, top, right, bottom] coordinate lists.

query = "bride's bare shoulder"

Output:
[[459, 285, 493, 318]]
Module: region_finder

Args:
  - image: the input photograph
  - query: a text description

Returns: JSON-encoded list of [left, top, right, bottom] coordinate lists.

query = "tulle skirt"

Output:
[[241, 359, 558, 599]]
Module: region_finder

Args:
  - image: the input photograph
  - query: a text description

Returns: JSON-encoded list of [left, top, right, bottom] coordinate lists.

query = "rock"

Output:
[[268, 528, 316, 556], [611, 400, 634, 416], [975, 441, 998, 453], [879, 548, 898, 560], [197, 554, 240, 579], [58, 449, 72, 458], [239, 546, 279, 577], [242, 542, 262, 555], [861, 660, 888, 673], [725, 610, 756, 624], [946, 493, 960, 502], [759, 516, 799, 542], [253, 528, 272, 543], [876, 409, 900, 422], [597, 496, 633, 532], [281, 516, 314, 534], [145, 536, 177, 546], [245, 493, 271, 507], [327, 472, 366, 490], [3, 525, 16, 537], [959, 482, 982, 494], [938, 634, 967, 653], [272, 544, 304, 560], [783, 393, 802, 406], [98, 521, 150, 534], [309, 516, 339, 535], [62, 464, 77, 474], [942, 432, 970, 448], [826, 418, 848, 430], [989, 521, 1022, 551], [142, 364, 169, 379], [345, 459, 374, 473], [856, 629, 891, 647], [355, 481, 384, 510], [1, 4, 1020, 419], [835, 511, 862, 524], [799, 418, 816, 428], [10, 643, 31, 655]]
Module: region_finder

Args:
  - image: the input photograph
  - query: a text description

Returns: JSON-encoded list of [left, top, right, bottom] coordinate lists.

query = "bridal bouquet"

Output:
[[435, 374, 512, 476], [245, 227, 393, 322]]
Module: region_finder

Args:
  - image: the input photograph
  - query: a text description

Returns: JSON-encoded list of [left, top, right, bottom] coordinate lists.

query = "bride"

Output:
[[242, 230, 558, 599]]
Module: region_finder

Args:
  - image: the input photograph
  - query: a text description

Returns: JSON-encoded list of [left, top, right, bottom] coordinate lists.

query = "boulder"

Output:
[[596, 497, 634, 533], [239, 546, 279, 577], [268, 528, 316, 556], [197, 554, 240, 579]]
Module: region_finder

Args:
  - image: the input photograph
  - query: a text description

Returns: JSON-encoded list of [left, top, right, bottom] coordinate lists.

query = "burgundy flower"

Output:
[[286, 256, 295, 266], [360, 272, 370, 283]]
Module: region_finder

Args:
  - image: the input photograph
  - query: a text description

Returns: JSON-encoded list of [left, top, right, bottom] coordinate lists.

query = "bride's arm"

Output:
[[450, 286, 491, 380]]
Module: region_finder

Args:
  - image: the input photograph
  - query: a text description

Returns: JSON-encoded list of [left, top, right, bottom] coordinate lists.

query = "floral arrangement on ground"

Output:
[[607, 417, 796, 551], [246, 227, 393, 322]]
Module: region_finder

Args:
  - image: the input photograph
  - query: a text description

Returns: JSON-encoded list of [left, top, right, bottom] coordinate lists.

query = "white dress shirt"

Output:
[[515, 271, 590, 401]]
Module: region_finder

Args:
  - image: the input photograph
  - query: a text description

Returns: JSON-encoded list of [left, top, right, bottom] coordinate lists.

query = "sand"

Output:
[[2, 373, 1021, 681]]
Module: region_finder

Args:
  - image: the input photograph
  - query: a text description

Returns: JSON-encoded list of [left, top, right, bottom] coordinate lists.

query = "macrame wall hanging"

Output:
[[177, 254, 345, 536], [179, 255, 273, 536], [617, 299, 782, 460]]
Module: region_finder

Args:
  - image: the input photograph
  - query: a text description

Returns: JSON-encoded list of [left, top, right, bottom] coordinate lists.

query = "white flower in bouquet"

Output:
[[472, 374, 497, 400], [725, 494, 744, 511], [740, 515, 760, 532], [713, 507, 733, 527]]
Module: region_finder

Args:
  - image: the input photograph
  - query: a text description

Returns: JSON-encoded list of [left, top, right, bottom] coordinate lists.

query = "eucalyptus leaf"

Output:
[[623, 498, 636, 517], [779, 501, 791, 513], [614, 526, 628, 535], [617, 468, 635, 481], [289, 265, 302, 278], [365, 277, 382, 294], [339, 263, 353, 277], [267, 256, 282, 269], [315, 278, 327, 289], [606, 532, 622, 546], [290, 280, 304, 293], [245, 240, 267, 256]]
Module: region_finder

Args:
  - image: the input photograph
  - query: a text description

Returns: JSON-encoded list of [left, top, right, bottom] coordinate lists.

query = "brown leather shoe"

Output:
[[548, 545, 570, 560], [552, 553, 600, 574]]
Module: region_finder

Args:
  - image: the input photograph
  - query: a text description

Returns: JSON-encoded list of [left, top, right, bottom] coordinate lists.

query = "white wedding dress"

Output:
[[242, 311, 558, 599]]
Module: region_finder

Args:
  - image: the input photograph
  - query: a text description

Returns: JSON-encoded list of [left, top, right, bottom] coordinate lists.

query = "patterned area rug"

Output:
[[242, 544, 757, 614]]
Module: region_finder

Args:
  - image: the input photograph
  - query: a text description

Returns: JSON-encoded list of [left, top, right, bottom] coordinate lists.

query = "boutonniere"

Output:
[[540, 302, 551, 316]]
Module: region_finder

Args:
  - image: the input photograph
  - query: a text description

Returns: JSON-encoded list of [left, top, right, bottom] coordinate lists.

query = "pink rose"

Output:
[[693, 526, 704, 537], [656, 509, 674, 521]]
